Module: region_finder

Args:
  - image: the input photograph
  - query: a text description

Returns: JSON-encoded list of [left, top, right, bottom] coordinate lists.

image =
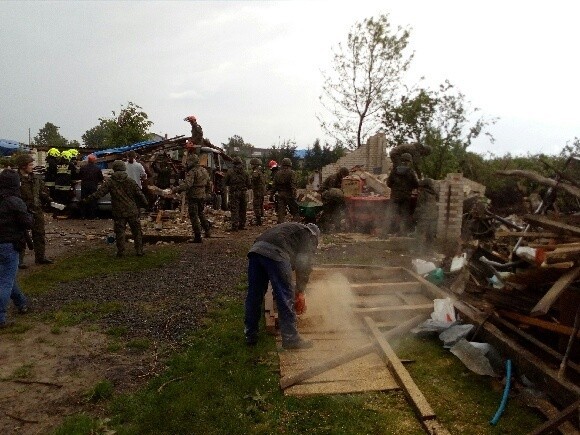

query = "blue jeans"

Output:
[[245, 253, 300, 345], [0, 243, 27, 323]]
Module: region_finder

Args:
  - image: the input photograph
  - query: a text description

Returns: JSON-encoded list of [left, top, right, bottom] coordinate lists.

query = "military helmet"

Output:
[[232, 156, 242, 165], [338, 167, 349, 177], [281, 157, 292, 167], [14, 154, 34, 168], [47, 148, 60, 157], [419, 144, 432, 156], [250, 158, 261, 167], [112, 160, 126, 172], [187, 154, 200, 166], [400, 153, 413, 163]]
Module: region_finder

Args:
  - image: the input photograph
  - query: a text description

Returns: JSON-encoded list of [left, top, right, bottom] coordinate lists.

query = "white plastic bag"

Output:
[[431, 298, 456, 323], [450, 253, 467, 273], [412, 259, 437, 275]]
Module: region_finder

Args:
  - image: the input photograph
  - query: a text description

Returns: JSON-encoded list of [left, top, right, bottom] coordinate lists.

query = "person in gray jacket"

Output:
[[244, 222, 320, 349]]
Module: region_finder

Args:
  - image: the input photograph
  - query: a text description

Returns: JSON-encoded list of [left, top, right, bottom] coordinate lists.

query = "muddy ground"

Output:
[[0, 211, 419, 434]]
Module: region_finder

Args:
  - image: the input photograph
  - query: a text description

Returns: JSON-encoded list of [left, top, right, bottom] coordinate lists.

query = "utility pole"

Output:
[[28, 128, 31, 146]]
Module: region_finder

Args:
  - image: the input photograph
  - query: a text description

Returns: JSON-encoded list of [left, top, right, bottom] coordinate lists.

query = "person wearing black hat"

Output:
[[0, 169, 33, 327]]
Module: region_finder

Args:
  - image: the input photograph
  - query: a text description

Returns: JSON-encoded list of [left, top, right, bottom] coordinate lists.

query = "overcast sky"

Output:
[[1, 1, 578, 156]]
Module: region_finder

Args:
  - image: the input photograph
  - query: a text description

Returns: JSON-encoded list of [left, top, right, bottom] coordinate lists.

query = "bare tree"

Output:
[[318, 14, 413, 149]]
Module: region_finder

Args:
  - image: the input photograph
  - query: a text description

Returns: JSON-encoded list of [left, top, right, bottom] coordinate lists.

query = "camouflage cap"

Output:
[[400, 153, 413, 162], [338, 167, 349, 177], [112, 160, 126, 172], [250, 158, 261, 167], [232, 156, 242, 165], [281, 157, 292, 167]]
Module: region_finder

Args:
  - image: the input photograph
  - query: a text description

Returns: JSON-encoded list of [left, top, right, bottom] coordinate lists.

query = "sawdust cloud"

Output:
[[305, 272, 362, 333]]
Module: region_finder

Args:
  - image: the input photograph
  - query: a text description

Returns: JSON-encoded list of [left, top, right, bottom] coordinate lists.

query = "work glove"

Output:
[[269, 195, 275, 203], [162, 188, 172, 196], [294, 293, 306, 315]]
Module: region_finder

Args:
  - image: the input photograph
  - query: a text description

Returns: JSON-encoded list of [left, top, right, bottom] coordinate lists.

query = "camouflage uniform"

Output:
[[18, 171, 51, 264], [53, 157, 78, 206], [224, 158, 251, 231], [389, 143, 431, 179], [271, 159, 300, 223], [172, 157, 211, 242], [386, 154, 419, 235], [191, 121, 203, 145], [85, 161, 148, 256], [249, 159, 266, 225]]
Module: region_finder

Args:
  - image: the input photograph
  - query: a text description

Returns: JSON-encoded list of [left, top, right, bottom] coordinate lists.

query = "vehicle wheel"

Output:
[[221, 189, 229, 211]]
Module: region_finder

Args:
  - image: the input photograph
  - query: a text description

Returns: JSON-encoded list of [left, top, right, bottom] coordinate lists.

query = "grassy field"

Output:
[[27, 245, 544, 434]]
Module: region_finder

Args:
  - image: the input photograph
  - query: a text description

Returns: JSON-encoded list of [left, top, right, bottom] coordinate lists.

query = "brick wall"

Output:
[[321, 133, 391, 179], [436, 173, 464, 243]]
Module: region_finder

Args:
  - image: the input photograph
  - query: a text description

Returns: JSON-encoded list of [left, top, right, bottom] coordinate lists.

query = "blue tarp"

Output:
[[0, 139, 27, 156], [90, 139, 161, 159]]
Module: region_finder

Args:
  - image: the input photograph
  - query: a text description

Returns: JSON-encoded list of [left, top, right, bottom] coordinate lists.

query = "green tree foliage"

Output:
[[83, 102, 153, 149], [303, 139, 347, 171], [268, 139, 297, 167], [82, 125, 107, 148], [319, 14, 413, 150], [32, 122, 69, 148], [221, 135, 254, 158], [383, 81, 496, 179]]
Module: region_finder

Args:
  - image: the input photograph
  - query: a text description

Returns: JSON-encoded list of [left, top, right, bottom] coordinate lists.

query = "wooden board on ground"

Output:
[[278, 328, 398, 396]]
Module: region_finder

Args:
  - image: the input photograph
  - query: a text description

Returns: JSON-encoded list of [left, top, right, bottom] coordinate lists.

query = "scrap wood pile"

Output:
[[440, 158, 580, 383]]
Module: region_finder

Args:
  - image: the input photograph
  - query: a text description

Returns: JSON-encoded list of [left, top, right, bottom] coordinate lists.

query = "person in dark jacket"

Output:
[[184, 115, 204, 146], [271, 158, 300, 223], [245, 222, 320, 349], [168, 154, 211, 243], [15, 154, 53, 267], [84, 160, 148, 257], [78, 154, 104, 219], [224, 156, 251, 231], [53, 151, 78, 207], [0, 169, 33, 327], [386, 153, 419, 235], [319, 167, 350, 232]]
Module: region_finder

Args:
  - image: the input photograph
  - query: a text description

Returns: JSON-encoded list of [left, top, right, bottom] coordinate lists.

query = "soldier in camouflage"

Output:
[[224, 156, 251, 231], [84, 160, 148, 257], [170, 154, 211, 243], [184, 115, 204, 147], [271, 157, 300, 223], [15, 154, 53, 267], [386, 153, 419, 235], [389, 142, 431, 179], [249, 158, 266, 226]]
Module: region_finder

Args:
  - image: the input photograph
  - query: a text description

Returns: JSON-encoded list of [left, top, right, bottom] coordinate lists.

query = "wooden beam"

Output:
[[496, 231, 564, 238], [527, 399, 580, 435], [349, 281, 423, 295], [498, 310, 580, 338], [531, 266, 580, 316], [545, 247, 580, 264], [279, 314, 428, 390], [491, 314, 580, 376], [353, 304, 433, 315], [523, 215, 580, 237], [364, 316, 450, 435]]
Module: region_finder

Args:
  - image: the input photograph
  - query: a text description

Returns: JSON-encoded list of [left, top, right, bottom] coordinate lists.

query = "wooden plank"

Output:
[[523, 215, 580, 237], [499, 310, 580, 338], [353, 304, 433, 315], [364, 317, 450, 435], [545, 247, 580, 264], [350, 281, 423, 295], [279, 314, 428, 389], [491, 314, 580, 376], [531, 266, 580, 316], [496, 231, 564, 238], [527, 399, 580, 435], [525, 397, 579, 435]]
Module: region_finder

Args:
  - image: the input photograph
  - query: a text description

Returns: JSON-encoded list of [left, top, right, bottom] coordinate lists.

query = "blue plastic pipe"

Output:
[[490, 359, 512, 425]]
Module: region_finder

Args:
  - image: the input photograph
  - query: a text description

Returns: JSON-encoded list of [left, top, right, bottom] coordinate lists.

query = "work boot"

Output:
[[282, 338, 313, 350], [204, 229, 211, 238], [18, 264, 28, 270], [256, 217, 262, 226], [18, 305, 29, 314], [136, 251, 145, 257], [35, 258, 53, 265], [230, 227, 238, 232], [0, 320, 15, 329], [116, 251, 124, 258], [193, 233, 203, 243], [238, 225, 246, 230]]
